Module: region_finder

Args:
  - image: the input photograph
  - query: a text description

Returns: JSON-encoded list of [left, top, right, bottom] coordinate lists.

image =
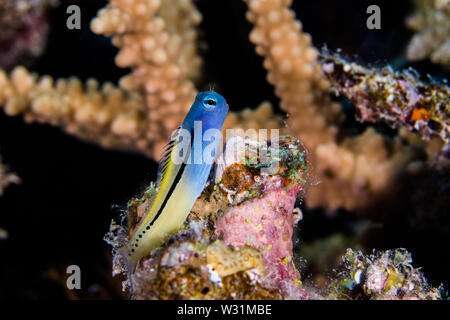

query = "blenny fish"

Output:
[[126, 91, 229, 263]]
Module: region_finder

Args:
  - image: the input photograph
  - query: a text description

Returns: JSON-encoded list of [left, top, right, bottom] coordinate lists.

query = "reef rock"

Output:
[[105, 135, 311, 299]]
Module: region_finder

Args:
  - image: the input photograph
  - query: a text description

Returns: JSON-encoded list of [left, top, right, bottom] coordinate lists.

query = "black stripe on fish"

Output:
[[148, 129, 194, 227]]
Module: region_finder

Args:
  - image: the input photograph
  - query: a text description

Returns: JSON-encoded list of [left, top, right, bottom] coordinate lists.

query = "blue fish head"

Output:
[[184, 91, 229, 130]]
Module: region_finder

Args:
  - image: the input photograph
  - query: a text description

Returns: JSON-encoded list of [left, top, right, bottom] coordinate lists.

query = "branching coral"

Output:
[[406, 0, 450, 66], [310, 128, 422, 212], [0, 66, 154, 155], [243, 0, 342, 149], [91, 0, 202, 158], [0, 0, 445, 298], [0, 0, 287, 159], [305, 52, 450, 210], [0, 0, 444, 220], [89, 0, 289, 155], [312, 54, 450, 212], [0, 0, 205, 159], [241, 0, 427, 212], [223, 101, 286, 134]]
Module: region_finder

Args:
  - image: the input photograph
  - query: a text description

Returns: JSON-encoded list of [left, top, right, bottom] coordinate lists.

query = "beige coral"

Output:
[[306, 128, 419, 211], [0, 0, 288, 161], [1, 0, 204, 159], [223, 101, 288, 137], [0, 66, 157, 156], [91, 0, 202, 158], [242, 0, 423, 212], [406, 0, 450, 66], [243, 0, 342, 148]]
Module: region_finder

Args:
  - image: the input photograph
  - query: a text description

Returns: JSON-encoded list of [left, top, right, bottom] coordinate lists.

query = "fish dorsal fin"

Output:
[[136, 126, 185, 231], [156, 128, 180, 187]]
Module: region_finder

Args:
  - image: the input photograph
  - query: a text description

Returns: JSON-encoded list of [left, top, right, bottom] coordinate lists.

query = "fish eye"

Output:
[[203, 97, 217, 109]]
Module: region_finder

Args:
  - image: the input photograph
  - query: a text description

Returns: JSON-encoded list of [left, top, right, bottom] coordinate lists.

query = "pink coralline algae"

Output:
[[216, 181, 304, 296]]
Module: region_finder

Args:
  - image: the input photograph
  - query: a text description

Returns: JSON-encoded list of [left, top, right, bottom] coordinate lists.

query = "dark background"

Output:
[[0, 0, 448, 299]]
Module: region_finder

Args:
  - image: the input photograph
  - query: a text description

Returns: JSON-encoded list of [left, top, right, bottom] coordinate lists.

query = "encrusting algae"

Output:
[[322, 53, 450, 148]]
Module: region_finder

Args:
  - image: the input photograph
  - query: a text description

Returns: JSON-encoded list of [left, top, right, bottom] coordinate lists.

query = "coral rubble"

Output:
[[0, 0, 56, 70], [106, 136, 313, 299], [322, 53, 450, 147], [310, 128, 421, 212], [0, 151, 19, 196], [0, 0, 423, 215], [329, 248, 442, 300], [406, 0, 450, 66]]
